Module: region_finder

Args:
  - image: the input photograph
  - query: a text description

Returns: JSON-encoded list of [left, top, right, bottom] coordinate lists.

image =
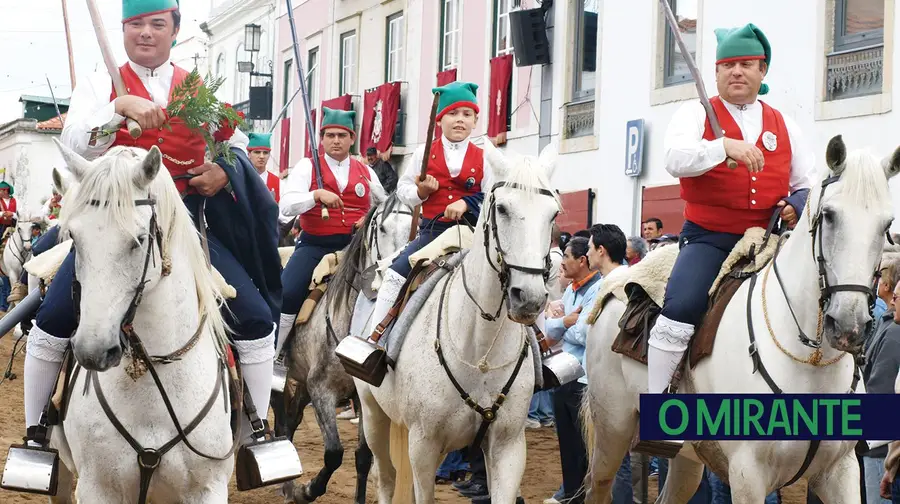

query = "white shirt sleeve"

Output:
[[279, 159, 315, 222], [60, 72, 127, 161], [480, 150, 495, 193], [781, 113, 816, 193], [396, 144, 426, 207], [663, 100, 728, 178]]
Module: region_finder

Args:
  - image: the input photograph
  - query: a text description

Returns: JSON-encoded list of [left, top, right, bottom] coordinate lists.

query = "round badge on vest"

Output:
[[465, 177, 476, 190], [762, 131, 777, 152], [355, 182, 366, 198]]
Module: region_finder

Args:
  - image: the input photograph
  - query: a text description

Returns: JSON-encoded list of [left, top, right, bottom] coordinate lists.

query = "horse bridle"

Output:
[[367, 206, 414, 262], [460, 181, 557, 321]]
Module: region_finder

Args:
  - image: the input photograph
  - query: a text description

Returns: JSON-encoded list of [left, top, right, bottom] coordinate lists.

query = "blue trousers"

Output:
[[35, 224, 274, 341], [528, 389, 554, 423], [660, 221, 743, 327], [32, 225, 59, 257], [436, 449, 469, 479], [280, 231, 352, 314], [708, 471, 778, 503], [390, 220, 457, 278]]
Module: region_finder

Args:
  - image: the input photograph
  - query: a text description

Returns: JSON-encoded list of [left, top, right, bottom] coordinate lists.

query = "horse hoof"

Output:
[[291, 484, 314, 504]]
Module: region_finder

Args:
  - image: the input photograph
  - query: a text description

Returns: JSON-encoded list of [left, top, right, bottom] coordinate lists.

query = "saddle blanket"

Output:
[[373, 249, 543, 389]]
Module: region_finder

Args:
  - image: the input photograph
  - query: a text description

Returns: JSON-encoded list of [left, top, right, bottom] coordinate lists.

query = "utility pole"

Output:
[[61, 0, 76, 89]]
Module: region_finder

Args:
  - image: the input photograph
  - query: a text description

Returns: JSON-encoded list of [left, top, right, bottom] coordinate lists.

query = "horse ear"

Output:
[[52, 168, 69, 197], [825, 134, 847, 176], [134, 145, 162, 189], [53, 137, 89, 181], [883, 145, 900, 180], [537, 143, 558, 180], [482, 139, 509, 180]]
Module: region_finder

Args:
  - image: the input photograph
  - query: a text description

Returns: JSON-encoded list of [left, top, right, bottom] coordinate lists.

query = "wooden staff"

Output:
[[85, 0, 141, 139], [408, 93, 440, 242]]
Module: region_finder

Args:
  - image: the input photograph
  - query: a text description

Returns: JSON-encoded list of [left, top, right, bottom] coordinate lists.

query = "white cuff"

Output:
[[233, 326, 276, 364], [26, 323, 70, 363], [648, 314, 695, 352]]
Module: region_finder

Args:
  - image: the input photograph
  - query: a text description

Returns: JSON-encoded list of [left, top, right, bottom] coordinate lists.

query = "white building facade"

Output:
[[0, 118, 64, 217], [269, 0, 900, 236]]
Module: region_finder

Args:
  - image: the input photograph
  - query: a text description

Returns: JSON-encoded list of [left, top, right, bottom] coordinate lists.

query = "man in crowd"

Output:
[[247, 132, 280, 203], [366, 146, 398, 194], [641, 217, 662, 240]]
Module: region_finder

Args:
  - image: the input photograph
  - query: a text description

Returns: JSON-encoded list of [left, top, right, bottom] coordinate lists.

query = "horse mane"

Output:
[[830, 148, 893, 211], [327, 192, 402, 313], [495, 153, 561, 208], [59, 146, 230, 353]]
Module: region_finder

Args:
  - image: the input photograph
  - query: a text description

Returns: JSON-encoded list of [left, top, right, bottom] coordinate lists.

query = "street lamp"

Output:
[[244, 24, 261, 53]]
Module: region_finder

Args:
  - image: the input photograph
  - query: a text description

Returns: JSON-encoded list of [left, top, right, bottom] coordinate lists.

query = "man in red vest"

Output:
[[357, 81, 489, 350], [277, 107, 384, 355], [248, 132, 280, 202], [646, 24, 815, 408], [22, 0, 283, 451], [0, 181, 17, 231]]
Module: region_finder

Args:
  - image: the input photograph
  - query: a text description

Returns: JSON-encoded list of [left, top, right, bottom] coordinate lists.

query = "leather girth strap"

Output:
[[89, 363, 225, 504], [432, 272, 530, 459], [370, 256, 453, 343]]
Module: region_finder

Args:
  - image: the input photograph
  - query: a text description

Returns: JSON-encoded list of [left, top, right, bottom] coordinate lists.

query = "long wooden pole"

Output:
[[408, 93, 440, 242], [61, 0, 76, 89]]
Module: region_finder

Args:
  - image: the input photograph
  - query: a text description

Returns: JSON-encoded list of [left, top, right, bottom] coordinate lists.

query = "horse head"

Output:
[[482, 140, 561, 324], [812, 134, 899, 353], [53, 138, 227, 371]]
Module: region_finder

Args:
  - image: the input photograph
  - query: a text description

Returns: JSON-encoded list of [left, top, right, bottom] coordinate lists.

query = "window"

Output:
[[826, 0, 885, 100], [216, 53, 226, 78], [307, 47, 319, 106], [340, 31, 357, 95], [386, 12, 405, 82], [283, 59, 293, 113], [572, 0, 599, 101], [494, 0, 518, 56], [440, 0, 461, 70], [662, 0, 697, 87]]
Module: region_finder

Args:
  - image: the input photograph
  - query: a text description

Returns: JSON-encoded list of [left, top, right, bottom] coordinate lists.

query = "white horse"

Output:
[[1, 211, 41, 309], [354, 141, 561, 503], [582, 135, 899, 503], [48, 141, 235, 503], [275, 192, 413, 504]]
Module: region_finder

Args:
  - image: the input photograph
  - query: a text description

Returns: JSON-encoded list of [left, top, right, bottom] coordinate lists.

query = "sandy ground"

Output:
[[0, 327, 811, 503]]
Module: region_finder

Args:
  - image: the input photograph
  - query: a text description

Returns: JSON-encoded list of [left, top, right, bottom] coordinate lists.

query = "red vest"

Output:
[[265, 171, 280, 203], [681, 97, 792, 234], [0, 198, 16, 226], [299, 156, 371, 236], [422, 139, 484, 221], [110, 63, 207, 195]]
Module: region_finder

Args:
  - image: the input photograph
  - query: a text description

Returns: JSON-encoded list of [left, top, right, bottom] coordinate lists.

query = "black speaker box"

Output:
[[249, 85, 273, 120], [509, 8, 551, 67]]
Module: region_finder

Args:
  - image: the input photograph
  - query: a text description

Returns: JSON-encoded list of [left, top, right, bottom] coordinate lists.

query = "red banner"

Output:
[[359, 82, 401, 154], [279, 118, 291, 176], [435, 69, 457, 139], [488, 54, 514, 141], [304, 108, 317, 159]]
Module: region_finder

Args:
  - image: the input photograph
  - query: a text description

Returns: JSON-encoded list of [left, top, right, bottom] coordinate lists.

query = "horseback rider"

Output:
[[277, 107, 385, 356], [0, 181, 17, 234], [647, 23, 816, 403], [362, 81, 488, 344], [22, 0, 282, 445], [247, 132, 280, 203]]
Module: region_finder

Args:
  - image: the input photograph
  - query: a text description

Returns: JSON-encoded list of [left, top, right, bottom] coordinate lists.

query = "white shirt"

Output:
[[279, 154, 384, 224], [663, 98, 815, 193], [61, 60, 176, 161], [396, 135, 494, 207]]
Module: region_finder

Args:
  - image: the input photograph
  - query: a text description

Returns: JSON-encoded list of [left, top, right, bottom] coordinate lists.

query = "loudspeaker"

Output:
[[249, 85, 273, 120], [508, 8, 551, 67]]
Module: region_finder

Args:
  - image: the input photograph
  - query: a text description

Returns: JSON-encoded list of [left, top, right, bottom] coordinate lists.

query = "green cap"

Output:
[[247, 132, 272, 152], [715, 23, 771, 95], [122, 0, 179, 23], [0, 181, 14, 197], [432, 81, 479, 120], [320, 107, 356, 135]]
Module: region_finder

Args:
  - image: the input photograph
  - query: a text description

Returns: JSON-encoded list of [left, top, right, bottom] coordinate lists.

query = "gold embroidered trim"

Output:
[[163, 153, 195, 166]]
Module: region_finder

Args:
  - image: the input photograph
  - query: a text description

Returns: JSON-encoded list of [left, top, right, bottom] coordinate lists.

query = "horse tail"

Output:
[[580, 386, 595, 463], [389, 422, 414, 501]]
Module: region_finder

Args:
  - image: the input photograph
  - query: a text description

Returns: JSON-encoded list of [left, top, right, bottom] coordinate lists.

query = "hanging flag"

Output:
[[304, 108, 317, 159], [360, 82, 401, 155], [435, 69, 457, 139], [359, 88, 380, 155], [279, 118, 291, 176], [317, 94, 354, 154], [488, 54, 514, 144]]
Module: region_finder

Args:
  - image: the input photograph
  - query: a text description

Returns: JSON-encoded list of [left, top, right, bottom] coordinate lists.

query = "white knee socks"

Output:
[[275, 313, 295, 358], [234, 326, 275, 443], [366, 269, 406, 339], [24, 323, 69, 427], [647, 315, 695, 394]]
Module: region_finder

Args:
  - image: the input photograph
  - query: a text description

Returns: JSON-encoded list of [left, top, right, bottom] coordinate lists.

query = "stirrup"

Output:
[[1, 424, 60, 496], [334, 335, 388, 386], [235, 389, 302, 491], [538, 350, 584, 391], [271, 357, 287, 394]]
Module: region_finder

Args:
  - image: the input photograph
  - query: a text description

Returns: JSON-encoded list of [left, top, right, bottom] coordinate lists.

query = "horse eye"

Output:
[[822, 208, 835, 222], [497, 204, 508, 216], [379, 225, 386, 233], [133, 235, 147, 250]]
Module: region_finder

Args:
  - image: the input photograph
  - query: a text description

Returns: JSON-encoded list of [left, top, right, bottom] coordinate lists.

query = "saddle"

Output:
[[596, 226, 778, 369], [294, 251, 344, 326]]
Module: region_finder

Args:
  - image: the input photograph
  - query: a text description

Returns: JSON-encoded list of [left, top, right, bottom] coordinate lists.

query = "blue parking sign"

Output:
[[625, 119, 644, 177]]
